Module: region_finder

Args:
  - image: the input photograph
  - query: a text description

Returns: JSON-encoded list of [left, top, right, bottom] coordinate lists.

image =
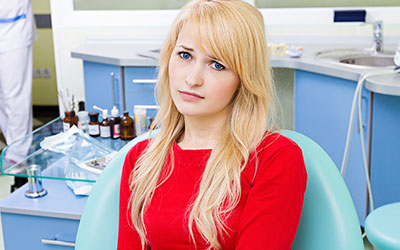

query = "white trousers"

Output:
[[0, 45, 33, 161]]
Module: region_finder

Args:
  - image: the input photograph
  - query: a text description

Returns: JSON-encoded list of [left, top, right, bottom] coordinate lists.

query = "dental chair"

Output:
[[365, 202, 400, 250], [75, 130, 364, 250]]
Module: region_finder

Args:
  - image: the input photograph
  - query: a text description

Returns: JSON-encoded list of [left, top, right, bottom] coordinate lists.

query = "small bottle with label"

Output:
[[63, 110, 78, 132], [77, 101, 89, 133], [99, 109, 111, 138], [120, 111, 135, 140], [110, 106, 121, 139], [88, 112, 100, 137]]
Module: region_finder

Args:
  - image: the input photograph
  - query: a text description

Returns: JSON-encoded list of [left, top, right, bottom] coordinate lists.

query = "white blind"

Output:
[[256, 0, 400, 8]]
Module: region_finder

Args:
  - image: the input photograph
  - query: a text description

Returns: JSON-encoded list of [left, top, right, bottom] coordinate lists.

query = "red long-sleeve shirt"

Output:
[[118, 133, 307, 250]]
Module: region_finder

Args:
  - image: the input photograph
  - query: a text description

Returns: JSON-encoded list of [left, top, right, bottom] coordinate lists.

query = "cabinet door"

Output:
[[83, 61, 122, 113], [124, 67, 158, 118], [1, 212, 79, 249], [294, 70, 369, 225], [370, 93, 400, 209]]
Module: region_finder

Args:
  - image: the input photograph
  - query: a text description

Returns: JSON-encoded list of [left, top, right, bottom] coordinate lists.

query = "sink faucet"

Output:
[[371, 21, 383, 54]]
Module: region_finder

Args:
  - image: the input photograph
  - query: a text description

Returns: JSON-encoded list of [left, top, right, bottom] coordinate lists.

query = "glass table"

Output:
[[0, 117, 130, 183]]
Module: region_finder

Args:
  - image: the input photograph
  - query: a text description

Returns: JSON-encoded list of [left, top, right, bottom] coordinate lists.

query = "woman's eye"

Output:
[[178, 52, 191, 60], [211, 61, 225, 71]]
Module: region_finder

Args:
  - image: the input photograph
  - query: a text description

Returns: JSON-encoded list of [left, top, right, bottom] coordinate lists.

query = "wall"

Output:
[[32, 0, 58, 106]]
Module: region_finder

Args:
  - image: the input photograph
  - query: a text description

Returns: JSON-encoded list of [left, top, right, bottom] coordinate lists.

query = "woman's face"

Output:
[[168, 23, 240, 120]]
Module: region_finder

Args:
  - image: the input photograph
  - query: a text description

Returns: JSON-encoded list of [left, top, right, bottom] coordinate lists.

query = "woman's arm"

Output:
[[235, 144, 307, 250]]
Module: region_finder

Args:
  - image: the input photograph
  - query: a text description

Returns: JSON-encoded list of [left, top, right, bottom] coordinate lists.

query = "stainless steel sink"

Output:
[[339, 55, 395, 67], [315, 48, 395, 68]]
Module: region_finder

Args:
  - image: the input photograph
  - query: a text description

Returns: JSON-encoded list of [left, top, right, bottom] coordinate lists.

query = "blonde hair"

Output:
[[128, 0, 278, 249]]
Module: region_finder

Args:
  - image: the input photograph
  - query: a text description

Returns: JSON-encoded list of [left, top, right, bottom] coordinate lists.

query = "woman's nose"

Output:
[[185, 63, 204, 87]]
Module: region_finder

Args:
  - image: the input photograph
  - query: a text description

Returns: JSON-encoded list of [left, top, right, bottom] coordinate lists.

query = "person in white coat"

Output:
[[0, 0, 37, 190]]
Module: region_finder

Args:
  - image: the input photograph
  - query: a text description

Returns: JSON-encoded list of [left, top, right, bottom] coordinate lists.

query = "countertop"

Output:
[[0, 179, 87, 219], [71, 42, 400, 96]]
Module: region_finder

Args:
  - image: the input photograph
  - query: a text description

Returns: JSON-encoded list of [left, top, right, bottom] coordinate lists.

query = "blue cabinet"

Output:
[[0, 179, 87, 250], [82, 62, 158, 118], [2, 213, 78, 249], [124, 67, 158, 118], [83, 61, 123, 113], [370, 93, 400, 209], [294, 70, 369, 225]]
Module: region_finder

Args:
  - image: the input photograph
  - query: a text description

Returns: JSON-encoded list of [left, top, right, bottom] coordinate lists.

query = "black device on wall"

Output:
[[334, 10, 366, 22]]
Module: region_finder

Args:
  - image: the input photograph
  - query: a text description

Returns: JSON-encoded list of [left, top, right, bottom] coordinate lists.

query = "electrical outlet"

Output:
[[33, 68, 41, 78], [42, 68, 51, 78], [33, 68, 51, 78]]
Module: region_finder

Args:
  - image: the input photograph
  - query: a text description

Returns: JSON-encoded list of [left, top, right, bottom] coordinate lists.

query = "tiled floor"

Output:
[[0, 108, 377, 250]]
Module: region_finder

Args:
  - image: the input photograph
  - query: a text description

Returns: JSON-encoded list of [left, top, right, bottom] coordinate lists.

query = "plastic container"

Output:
[[134, 106, 147, 136], [77, 101, 89, 133]]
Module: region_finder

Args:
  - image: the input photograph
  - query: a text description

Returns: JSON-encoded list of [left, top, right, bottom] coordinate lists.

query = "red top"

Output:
[[118, 133, 307, 250]]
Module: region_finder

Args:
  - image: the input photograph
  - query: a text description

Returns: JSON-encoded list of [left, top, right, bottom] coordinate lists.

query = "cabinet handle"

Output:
[[111, 72, 116, 106], [41, 238, 75, 247], [361, 95, 368, 129], [132, 79, 157, 84]]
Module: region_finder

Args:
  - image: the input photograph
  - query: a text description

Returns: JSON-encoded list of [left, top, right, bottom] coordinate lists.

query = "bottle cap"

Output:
[[88, 112, 99, 122], [65, 110, 75, 117], [123, 111, 129, 116], [111, 106, 119, 117], [102, 109, 108, 119], [78, 101, 85, 112]]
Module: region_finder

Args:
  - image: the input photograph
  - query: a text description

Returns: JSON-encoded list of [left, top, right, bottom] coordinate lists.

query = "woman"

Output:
[[118, 0, 307, 249]]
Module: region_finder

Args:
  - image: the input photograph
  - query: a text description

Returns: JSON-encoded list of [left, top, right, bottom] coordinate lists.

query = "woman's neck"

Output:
[[177, 114, 228, 150]]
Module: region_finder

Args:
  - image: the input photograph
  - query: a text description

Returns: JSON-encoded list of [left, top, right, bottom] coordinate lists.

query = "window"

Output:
[[255, 0, 400, 8], [73, 0, 188, 10]]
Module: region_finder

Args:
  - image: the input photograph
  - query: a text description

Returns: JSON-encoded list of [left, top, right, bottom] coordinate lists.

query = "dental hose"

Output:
[[340, 67, 400, 233]]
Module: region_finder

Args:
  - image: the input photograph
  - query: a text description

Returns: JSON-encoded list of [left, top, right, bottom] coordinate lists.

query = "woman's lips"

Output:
[[178, 90, 204, 101]]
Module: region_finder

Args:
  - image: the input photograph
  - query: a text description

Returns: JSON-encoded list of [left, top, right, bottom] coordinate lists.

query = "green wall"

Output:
[[32, 0, 58, 106], [274, 68, 294, 130]]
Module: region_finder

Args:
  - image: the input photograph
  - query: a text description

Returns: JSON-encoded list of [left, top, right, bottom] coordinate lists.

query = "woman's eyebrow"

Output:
[[176, 45, 194, 51], [176, 44, 219, 61]]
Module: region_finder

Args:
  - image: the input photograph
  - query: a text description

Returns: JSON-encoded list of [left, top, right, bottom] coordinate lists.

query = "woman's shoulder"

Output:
[[257, 131, 302, 155], [122, 139, 152, 176], [248, 131, 305, 178], [242, 131, 306, 186], [125, 139, 151, 164]]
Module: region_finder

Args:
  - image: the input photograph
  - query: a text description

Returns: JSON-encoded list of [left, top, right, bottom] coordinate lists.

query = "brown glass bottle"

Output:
[[88, 112, 100, 137], [63, 110, 78, 132], [148, 117, 155, 130], [100, 110, 111, 138], [120, 111, 135, 140]]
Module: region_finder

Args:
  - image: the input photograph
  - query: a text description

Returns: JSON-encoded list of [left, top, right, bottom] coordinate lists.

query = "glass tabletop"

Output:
[[0, 117, 130, 183]]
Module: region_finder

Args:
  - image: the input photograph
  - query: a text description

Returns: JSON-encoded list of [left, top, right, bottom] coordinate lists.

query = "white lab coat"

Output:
[[0, 0, 36, 161]]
